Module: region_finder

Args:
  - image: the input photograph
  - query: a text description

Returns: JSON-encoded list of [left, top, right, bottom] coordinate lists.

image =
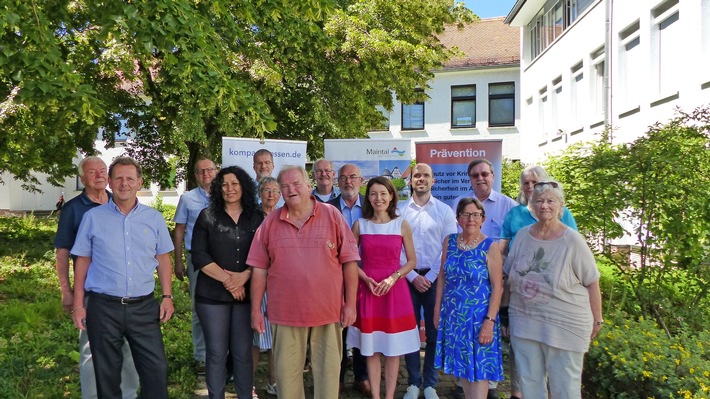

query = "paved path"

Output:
[[193, 349, 512, 399]]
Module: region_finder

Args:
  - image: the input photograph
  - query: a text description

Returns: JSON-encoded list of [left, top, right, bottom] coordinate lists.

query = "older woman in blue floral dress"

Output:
[[434, 197, 504, 399]]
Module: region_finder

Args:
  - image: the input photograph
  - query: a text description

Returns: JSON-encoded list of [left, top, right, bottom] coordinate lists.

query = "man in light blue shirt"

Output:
[[173, 158, 216, 372], [71, 157, 174, 399]]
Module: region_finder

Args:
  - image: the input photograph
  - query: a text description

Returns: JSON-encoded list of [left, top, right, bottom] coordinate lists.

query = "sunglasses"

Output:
[[534, 181, 559, 188], [469, 171, 492, 179]]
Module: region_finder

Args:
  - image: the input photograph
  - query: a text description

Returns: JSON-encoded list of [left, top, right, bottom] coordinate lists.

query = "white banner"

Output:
[[221, 137, 308, 179], [324, 139, 412, 199]]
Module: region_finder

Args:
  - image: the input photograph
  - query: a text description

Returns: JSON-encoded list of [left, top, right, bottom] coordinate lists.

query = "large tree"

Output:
[[1, 0, 473, 189]]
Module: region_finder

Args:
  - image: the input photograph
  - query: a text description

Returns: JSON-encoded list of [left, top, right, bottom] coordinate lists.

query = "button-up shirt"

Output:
[[173, 187, 210, 251], [71, 199, 174, 297], [191, 207, 264, 303], [398, 196, 458, 282], [451, 189, 517, 241], [338, 196, 362, 228]]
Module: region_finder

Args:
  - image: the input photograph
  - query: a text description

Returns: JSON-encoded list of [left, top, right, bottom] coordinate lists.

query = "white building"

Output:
[[0, 137, 184, 212], [505, 0, 710, 163], [369, 17, 522, 160]]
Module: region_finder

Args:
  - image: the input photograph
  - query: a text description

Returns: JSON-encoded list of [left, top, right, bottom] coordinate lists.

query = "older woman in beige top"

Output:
[[503, 181, 602, 399]]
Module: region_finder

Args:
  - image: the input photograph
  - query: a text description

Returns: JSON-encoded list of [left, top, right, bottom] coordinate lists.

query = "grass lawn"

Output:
[[0, 214, 197, 398]]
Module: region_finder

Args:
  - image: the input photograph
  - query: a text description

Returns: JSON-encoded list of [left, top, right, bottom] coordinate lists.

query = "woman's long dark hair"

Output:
[[362, 176, 399, 220], [209, 166, 259, 215]]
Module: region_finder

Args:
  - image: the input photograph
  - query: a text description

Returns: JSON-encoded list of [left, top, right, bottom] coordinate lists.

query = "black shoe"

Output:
[[195, 360, 206, 376], [453, 386, 465, 399], [487, 388, 500, 399]]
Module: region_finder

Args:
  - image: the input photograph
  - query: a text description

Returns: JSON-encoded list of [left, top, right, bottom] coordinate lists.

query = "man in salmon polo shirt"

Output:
[[248, 165, 360, 399]]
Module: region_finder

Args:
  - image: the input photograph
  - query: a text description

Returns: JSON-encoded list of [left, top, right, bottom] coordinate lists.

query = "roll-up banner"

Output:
[[324, 139, 413, 199], [222, 137, 308, 180], [414, 140, 503, 208]]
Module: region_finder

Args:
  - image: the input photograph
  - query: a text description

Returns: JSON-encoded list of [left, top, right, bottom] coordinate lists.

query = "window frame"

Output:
[[488, 82, 516, 127], [450, 84, 476, 128]]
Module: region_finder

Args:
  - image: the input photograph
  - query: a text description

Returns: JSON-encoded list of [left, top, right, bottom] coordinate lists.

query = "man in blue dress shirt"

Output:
[[54, 156, 139, 399], [71, 157, 175, 399], [173, 157, 217, 373]]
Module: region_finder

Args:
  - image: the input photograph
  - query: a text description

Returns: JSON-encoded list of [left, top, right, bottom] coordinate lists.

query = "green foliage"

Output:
[[500, 158, 524, 200], [1, 0, 474, 190], [546, 106, 710, 333], [583, 312, 710, 399], [0, 215, 196, 398], [150, 194, 177, 232]]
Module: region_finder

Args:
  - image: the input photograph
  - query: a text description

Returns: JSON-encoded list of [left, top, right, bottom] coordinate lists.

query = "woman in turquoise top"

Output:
[[501, 165, 577, 253], [499, 165, 577, 399]]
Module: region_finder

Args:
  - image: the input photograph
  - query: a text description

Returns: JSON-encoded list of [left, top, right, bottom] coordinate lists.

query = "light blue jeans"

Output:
[[187, 252, 206, 362], [79, 329, 138, 399]]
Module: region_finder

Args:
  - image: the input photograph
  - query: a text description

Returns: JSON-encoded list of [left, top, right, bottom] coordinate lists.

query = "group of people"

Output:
[[55, 149, 603, 399]]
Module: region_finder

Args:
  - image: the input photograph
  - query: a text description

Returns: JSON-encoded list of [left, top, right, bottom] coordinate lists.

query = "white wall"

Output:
[[369, 66, 522, 160], [517, 0, 710, 163], [0, 142, 184, 212]]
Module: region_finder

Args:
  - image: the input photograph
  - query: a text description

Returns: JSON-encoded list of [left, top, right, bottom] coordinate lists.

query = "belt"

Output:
[[89, 292, 154, 305], [416, 268, 431, 276]]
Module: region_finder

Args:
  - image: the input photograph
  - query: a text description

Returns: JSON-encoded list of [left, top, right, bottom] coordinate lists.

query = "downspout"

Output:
[[604, 0, 613, 140]]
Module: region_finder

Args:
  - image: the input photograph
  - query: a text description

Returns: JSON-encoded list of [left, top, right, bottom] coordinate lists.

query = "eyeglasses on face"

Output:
[[196, 167, 217, 175], [338, 175, 361, 182], [469, 171, 492, 179], [534, 181, 559, 188], [262, 188, 281, 195], [458, 212, 484, 220], [315, 169, 334, 175]]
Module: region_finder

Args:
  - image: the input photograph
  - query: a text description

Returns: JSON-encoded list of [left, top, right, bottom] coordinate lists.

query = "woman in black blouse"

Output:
[[192, 165, 264, 399]]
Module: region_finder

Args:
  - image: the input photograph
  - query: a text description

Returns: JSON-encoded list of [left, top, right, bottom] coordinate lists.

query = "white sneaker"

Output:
[[265, 382, 277, 395], [404, 385, 421, 399], [423, 386, 440, 399], [252, 386, 260, 399]]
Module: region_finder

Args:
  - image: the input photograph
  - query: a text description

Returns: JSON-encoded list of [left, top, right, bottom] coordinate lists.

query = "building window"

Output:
[[402, 98, 425, 130], [652, 0, 681, 96], [539, 87, 549, 141], [619, 21, 641, 108], [451, 85, 476, 128], [590, 47, 605, 120], [570, 61, 584, 127], [551, 76, 562, 134], [489, 82, 515, 127], [528, 0, 595, 60]]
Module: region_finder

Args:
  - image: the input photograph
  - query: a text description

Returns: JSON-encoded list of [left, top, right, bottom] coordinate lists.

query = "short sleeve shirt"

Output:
[[247, 198, 360, 326]]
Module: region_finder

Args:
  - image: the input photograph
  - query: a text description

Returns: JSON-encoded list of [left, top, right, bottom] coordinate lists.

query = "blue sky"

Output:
[[462, 0, 517, 18]]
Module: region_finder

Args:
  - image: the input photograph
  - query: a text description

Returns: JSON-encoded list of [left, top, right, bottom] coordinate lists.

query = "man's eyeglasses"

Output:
[[534, 181, 559, 188], [338, 175, 361, 182], [469, 171, 492, 179], [315, 169, 334, 175], [196, 167, 217, 175], [458, 212, 484, 220]]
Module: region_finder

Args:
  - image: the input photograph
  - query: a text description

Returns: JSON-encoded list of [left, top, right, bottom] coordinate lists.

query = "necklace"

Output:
[[458, 233, 481, 251]]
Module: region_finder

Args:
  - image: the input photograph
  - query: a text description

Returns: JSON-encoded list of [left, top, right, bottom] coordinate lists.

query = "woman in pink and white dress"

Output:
[[347, 176, 419, 399]]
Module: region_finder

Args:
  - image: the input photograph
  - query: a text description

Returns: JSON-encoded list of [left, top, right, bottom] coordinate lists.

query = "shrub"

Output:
[[583, 312, 710, 399], [150, 194, 177, 232]]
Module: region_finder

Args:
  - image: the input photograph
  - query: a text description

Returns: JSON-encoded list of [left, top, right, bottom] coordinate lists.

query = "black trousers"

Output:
[[86, 293, 168, 399], [195, 300, 253, 399]]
